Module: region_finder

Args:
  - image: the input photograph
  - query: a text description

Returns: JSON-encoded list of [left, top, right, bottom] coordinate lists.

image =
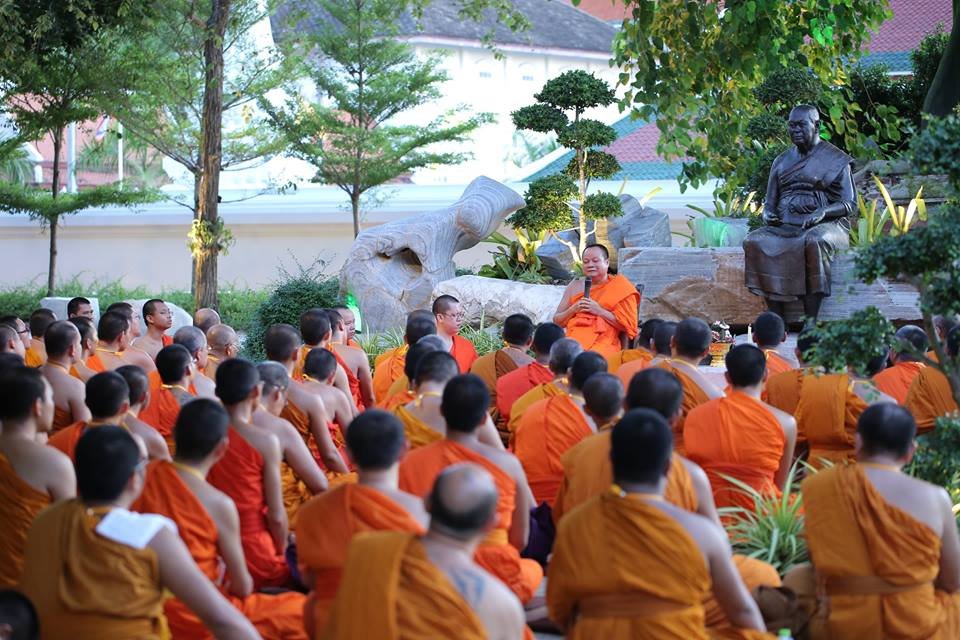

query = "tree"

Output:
[[262, 0, 491, 238], [922, 0, 959, 116], [605, 0, 892, 192], [510, 70, 623, 264], [0, 1, 157, 295]]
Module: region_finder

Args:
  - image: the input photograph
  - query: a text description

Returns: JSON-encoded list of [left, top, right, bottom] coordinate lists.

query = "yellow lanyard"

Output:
[[161, 384, 190, 393], [172, 461, 206, 482], [415, 391, 442, 408]]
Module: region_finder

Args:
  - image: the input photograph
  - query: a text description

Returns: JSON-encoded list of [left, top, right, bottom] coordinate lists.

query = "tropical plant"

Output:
[[477, 229, 550, 284], [459, 317, 502, 357], [805, 307, 895, 374], [681, 191, 760, 248], [687, 191, 759, 220], [355, 328, 405, 370], [876, 177, 928, 235], [849, 193, 888, 247], [849, 178, 927, 247]]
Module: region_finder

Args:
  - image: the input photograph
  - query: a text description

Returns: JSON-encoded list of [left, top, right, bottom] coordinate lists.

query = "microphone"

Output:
[[583, 277, 592, 300]]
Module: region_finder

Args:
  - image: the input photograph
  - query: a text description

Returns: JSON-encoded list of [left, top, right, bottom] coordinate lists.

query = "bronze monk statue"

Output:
[[743, 104, 854, 322]]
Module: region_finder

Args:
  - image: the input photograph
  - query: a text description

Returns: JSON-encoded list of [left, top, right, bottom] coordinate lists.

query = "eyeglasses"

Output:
[[442, 312, 465, 321], [16, 327, 29, 335]]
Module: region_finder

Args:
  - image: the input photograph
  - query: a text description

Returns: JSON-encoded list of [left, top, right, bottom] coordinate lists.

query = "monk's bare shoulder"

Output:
[[444, 562, 524, 638], [653, 501, 724, 563], [37, 443, 76, 479], [200, 480, 241, 531], [383, 488, 429, 528], [763, 402, 797, 432], [679, 456, 710, 488]]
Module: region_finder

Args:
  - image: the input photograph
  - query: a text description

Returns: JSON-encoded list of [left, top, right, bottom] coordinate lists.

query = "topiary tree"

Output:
[[511, 70, 623, 264]]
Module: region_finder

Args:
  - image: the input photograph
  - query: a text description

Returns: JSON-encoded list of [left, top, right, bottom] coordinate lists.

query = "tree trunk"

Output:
[[351, 189, 361, 237], [922, 0, 960, 116], [47, 128, 63, 296], [190, 171, 202, 297], [193, 0, 232, 311]]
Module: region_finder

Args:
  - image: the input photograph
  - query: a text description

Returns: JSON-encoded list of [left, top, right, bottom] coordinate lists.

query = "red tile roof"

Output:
[[605, 122, 664, 163], [869, 0, 951, 52]]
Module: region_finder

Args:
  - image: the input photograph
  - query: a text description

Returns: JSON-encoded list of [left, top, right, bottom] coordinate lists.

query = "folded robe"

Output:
[[496, 362, 554, 427], [393, 404, 443, 449], [372, 346, 406, 404], [560, 274, 640, 360], [298, 484, 425, 638], [763, 349, 793, 376], [132, 460, 307, 640], [656, 360, 712, 456], [0, 452, 51, 589], [506, 381, 566, 437], [905, 366, 959, 435], [139, 385, 194, 454], [471, 349, 520, 417], [873, 361, 925, 405], [614, 351, 654, 389], [450, 334, 479, 373]]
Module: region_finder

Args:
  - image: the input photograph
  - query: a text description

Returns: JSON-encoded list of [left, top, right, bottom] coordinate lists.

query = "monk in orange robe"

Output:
[[84, 310, 135, 373], [554, 244, 640, 360], [752, 311, 793, 376], [432, 295, 478, 372], [656, 318, 725, 455], [0, 321, 25, 361], [514, 352, 612, 505], [548, 409, 769, 639], [114, 366, 172, 461], [102, 302, 158, 373], [40, 321, 91, 431], [371, 311, 437, 403], [506, 337, 582, 436], [205, 323, 239, 382], [399, 374, 542, 604], [612, 318, 662, 387], [48, 371, 135, 461], [471, 314, 534, 418], [906, 368, 959, 435], [22, 426, 260, 640], [378, 337, 443, 412], [24, 308, 54, 367], [873, 325, 930, 404], [207, 358, 292, 589], [298, 410, 427, 637], [495, 322, 564, 426], [139, 344, 197, 453], [66, 316, 97, 381], [131, 298, 174, 360], [327, 309, 374, 409], [685, 345, 796, 511], [792, 403, 960, 639], [0, 367, 75, 589], [293, 309, 356, 406], [132, 400, 307, 639]]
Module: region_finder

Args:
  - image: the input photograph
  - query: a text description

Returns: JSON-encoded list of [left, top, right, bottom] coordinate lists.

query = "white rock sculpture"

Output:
[[434, 276, 565, 326], [342, 177, 524, 332], [41, 297, 101, 321]]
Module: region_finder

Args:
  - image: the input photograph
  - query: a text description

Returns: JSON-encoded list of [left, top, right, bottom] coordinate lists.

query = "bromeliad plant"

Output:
[[850, 176, 927, 247], [477, 229, 550, 284]]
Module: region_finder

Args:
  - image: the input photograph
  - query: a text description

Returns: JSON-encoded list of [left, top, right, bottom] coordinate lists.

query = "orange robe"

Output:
[[614, 351, 654, 388], [496, 362, 554, 424], [506, 381, 566, 436], [322, 531, 485, 640], [0, 452, 51, 589], [132, 461, 307, 639], [657, 360, 711, 456], [802, 464, 960, 639], [329, 346, 364, 411], [393, 405, 443, 449], [85, 353, 106, 372], [146, 370, 198, 394], [24, 346, 44, 367], [52, 406, 74, 433], [380, 388, 415, 412], [450, 334, 479, 373], [548, 488, 770, 640], [20, 500, 166, 639], [560, 274, 640, 360], [139, 385, 192, 454], [372, 345, 406, 403], [207, 428, 290, 589], [873, 361, 926, 405], [905, 366, 959, 435], [298, 484, 425, 637], [471, 349, 520, 417], [684, 391, 785, 511], [47, 420, 89, 460], [607, 346, 653, 371], [513, 394, 593, 506], [280, 399, 353, 484], [763, 349, 793, 376], [399, 440, 543, 603]]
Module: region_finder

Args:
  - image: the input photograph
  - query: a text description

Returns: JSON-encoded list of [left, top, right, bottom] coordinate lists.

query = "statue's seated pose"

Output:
[[743, 105, 855, 322]]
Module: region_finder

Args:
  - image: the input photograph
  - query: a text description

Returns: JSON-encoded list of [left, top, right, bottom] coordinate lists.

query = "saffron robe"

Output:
[[873, 361, 926, 405], [372, 345, 406, 403], [139, 385, 194, 454], [506, 381, 566, 436], [763, 349, 793, 376], [614, 351, 654, 389], [321, 531, 486, 640], [905, 366, 959, 435], [24, 346, 44, 367], [329, 346, 365, 411], [85, 353, 106, 372], [802, 464, 960, 639], [47, 420, 89, 460], [207, 429, 290, 589], [298, 484, 425, 638], [495, 362, 554, 426], [656, 360, 712, 456], [398, 440, 543, 603], [281, 400, 353, 483], [0, 452, 51, 589], [52, 406, 74, 433], [684, 392, 785, 511], [450, 334, 479, 373], [513, 394, 593, 506], [471, 349, 520, 416], [132, 461, 307, 640], [608, 346, 653, 372], [561, 274, 640, 360], [393, 405, 443, 449], [20, 500, 166, 639], [380, 389, 415, 412]]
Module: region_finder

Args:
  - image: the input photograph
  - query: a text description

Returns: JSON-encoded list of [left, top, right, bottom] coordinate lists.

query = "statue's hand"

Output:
[[762, 209, 782, 226], [802, 208, 827, 229]]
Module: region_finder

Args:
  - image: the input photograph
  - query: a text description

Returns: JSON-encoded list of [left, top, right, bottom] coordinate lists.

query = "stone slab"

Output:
[[40, 297, 101, 322], [434, 275, 565, 326]]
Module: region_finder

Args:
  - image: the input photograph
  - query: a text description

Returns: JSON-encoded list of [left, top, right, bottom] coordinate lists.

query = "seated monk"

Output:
[[327, 308, 374, 410], [433, 295, 478, 373], [929, 314, 960, 362], [0, 366, 75, 588], [0, 323, 25, 361], [650, 320, 678, 365], [657, 318, 725, 455], [48, 371, 139, 461], [399, 375, 542, 604], [685, 344, 797, 511], [324, 464, 525, 640], [613, 318, 663, 388], [514, 352, 611, 505], [553, 244, 640, 360], [131, 298, 174, 360], [906, 325, 960, 434], [765, 331, 872, 466], [302, 348, 355, 432], [138, 344, 197, 452], [379, 337, 443, 412], [507, 338, 583, 436], [553, 368, 782, 634], [67, 317, 97, 381], [132, 399, 307, 639], [873, 324, 929, 404], [254, 361, 331, 526], [789, 404, 960, 638], [170, 326, 216, 398], [204, 323, 239, 382], [25, 308, 55, 367], [495, 321, 564, 431], [373, 310, 436, 404], [395, 350, 504, 450], [66, 296, 95, 320], [752, 311, 793, 376], [265, 324, 351, 476], [104, 302, 157, 372], [298, 410, 428, 637], [193, 307, 221, 334], [0, 315, 31, 355], [21, 426, 260, 639], [40, 320, 91, 431], [207, 358, 292, 589], [294, 309, 354, 404], [86, 311, 134, 372], [331, 304, 360, 348], [547, 409, 769, 639], [115, 365, 171, 461], [471, 313, 535, 417]]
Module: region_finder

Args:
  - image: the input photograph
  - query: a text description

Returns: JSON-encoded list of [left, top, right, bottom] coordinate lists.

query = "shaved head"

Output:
[[44, 321, 80, 358], [653, 321, 678, 356], [569, 351, 608, 391], [174, 325, 207, 356], [674, 318, 711, 358], [404, 339, 445, 381], [207, 324, 237, 351], [264, 324, 302, 363], [892, 325, 929, 362], [933, 315, 960, 341], [626, 368, 684, 421], [29, 308, 56, 338], [427, 463, 499, 540], [405, 310, 437, 345], [638, 318, 663, 350], [194, 308, 221, 334], [549, 338, 583, 375], [414, 350, 459, 386], [0, 324, 24, 356], [583, 373, 624, 421]]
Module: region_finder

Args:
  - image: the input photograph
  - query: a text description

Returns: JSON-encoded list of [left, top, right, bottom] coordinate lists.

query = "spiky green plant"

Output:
[[356, 329, 405, 370]]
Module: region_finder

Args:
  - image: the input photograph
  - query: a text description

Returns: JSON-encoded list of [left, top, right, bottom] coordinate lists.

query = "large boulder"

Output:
[[618, 247, 920, 325], [342, 177, 524, 333], [41, 297, 101, 322], [434, 276, 565, 326]]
